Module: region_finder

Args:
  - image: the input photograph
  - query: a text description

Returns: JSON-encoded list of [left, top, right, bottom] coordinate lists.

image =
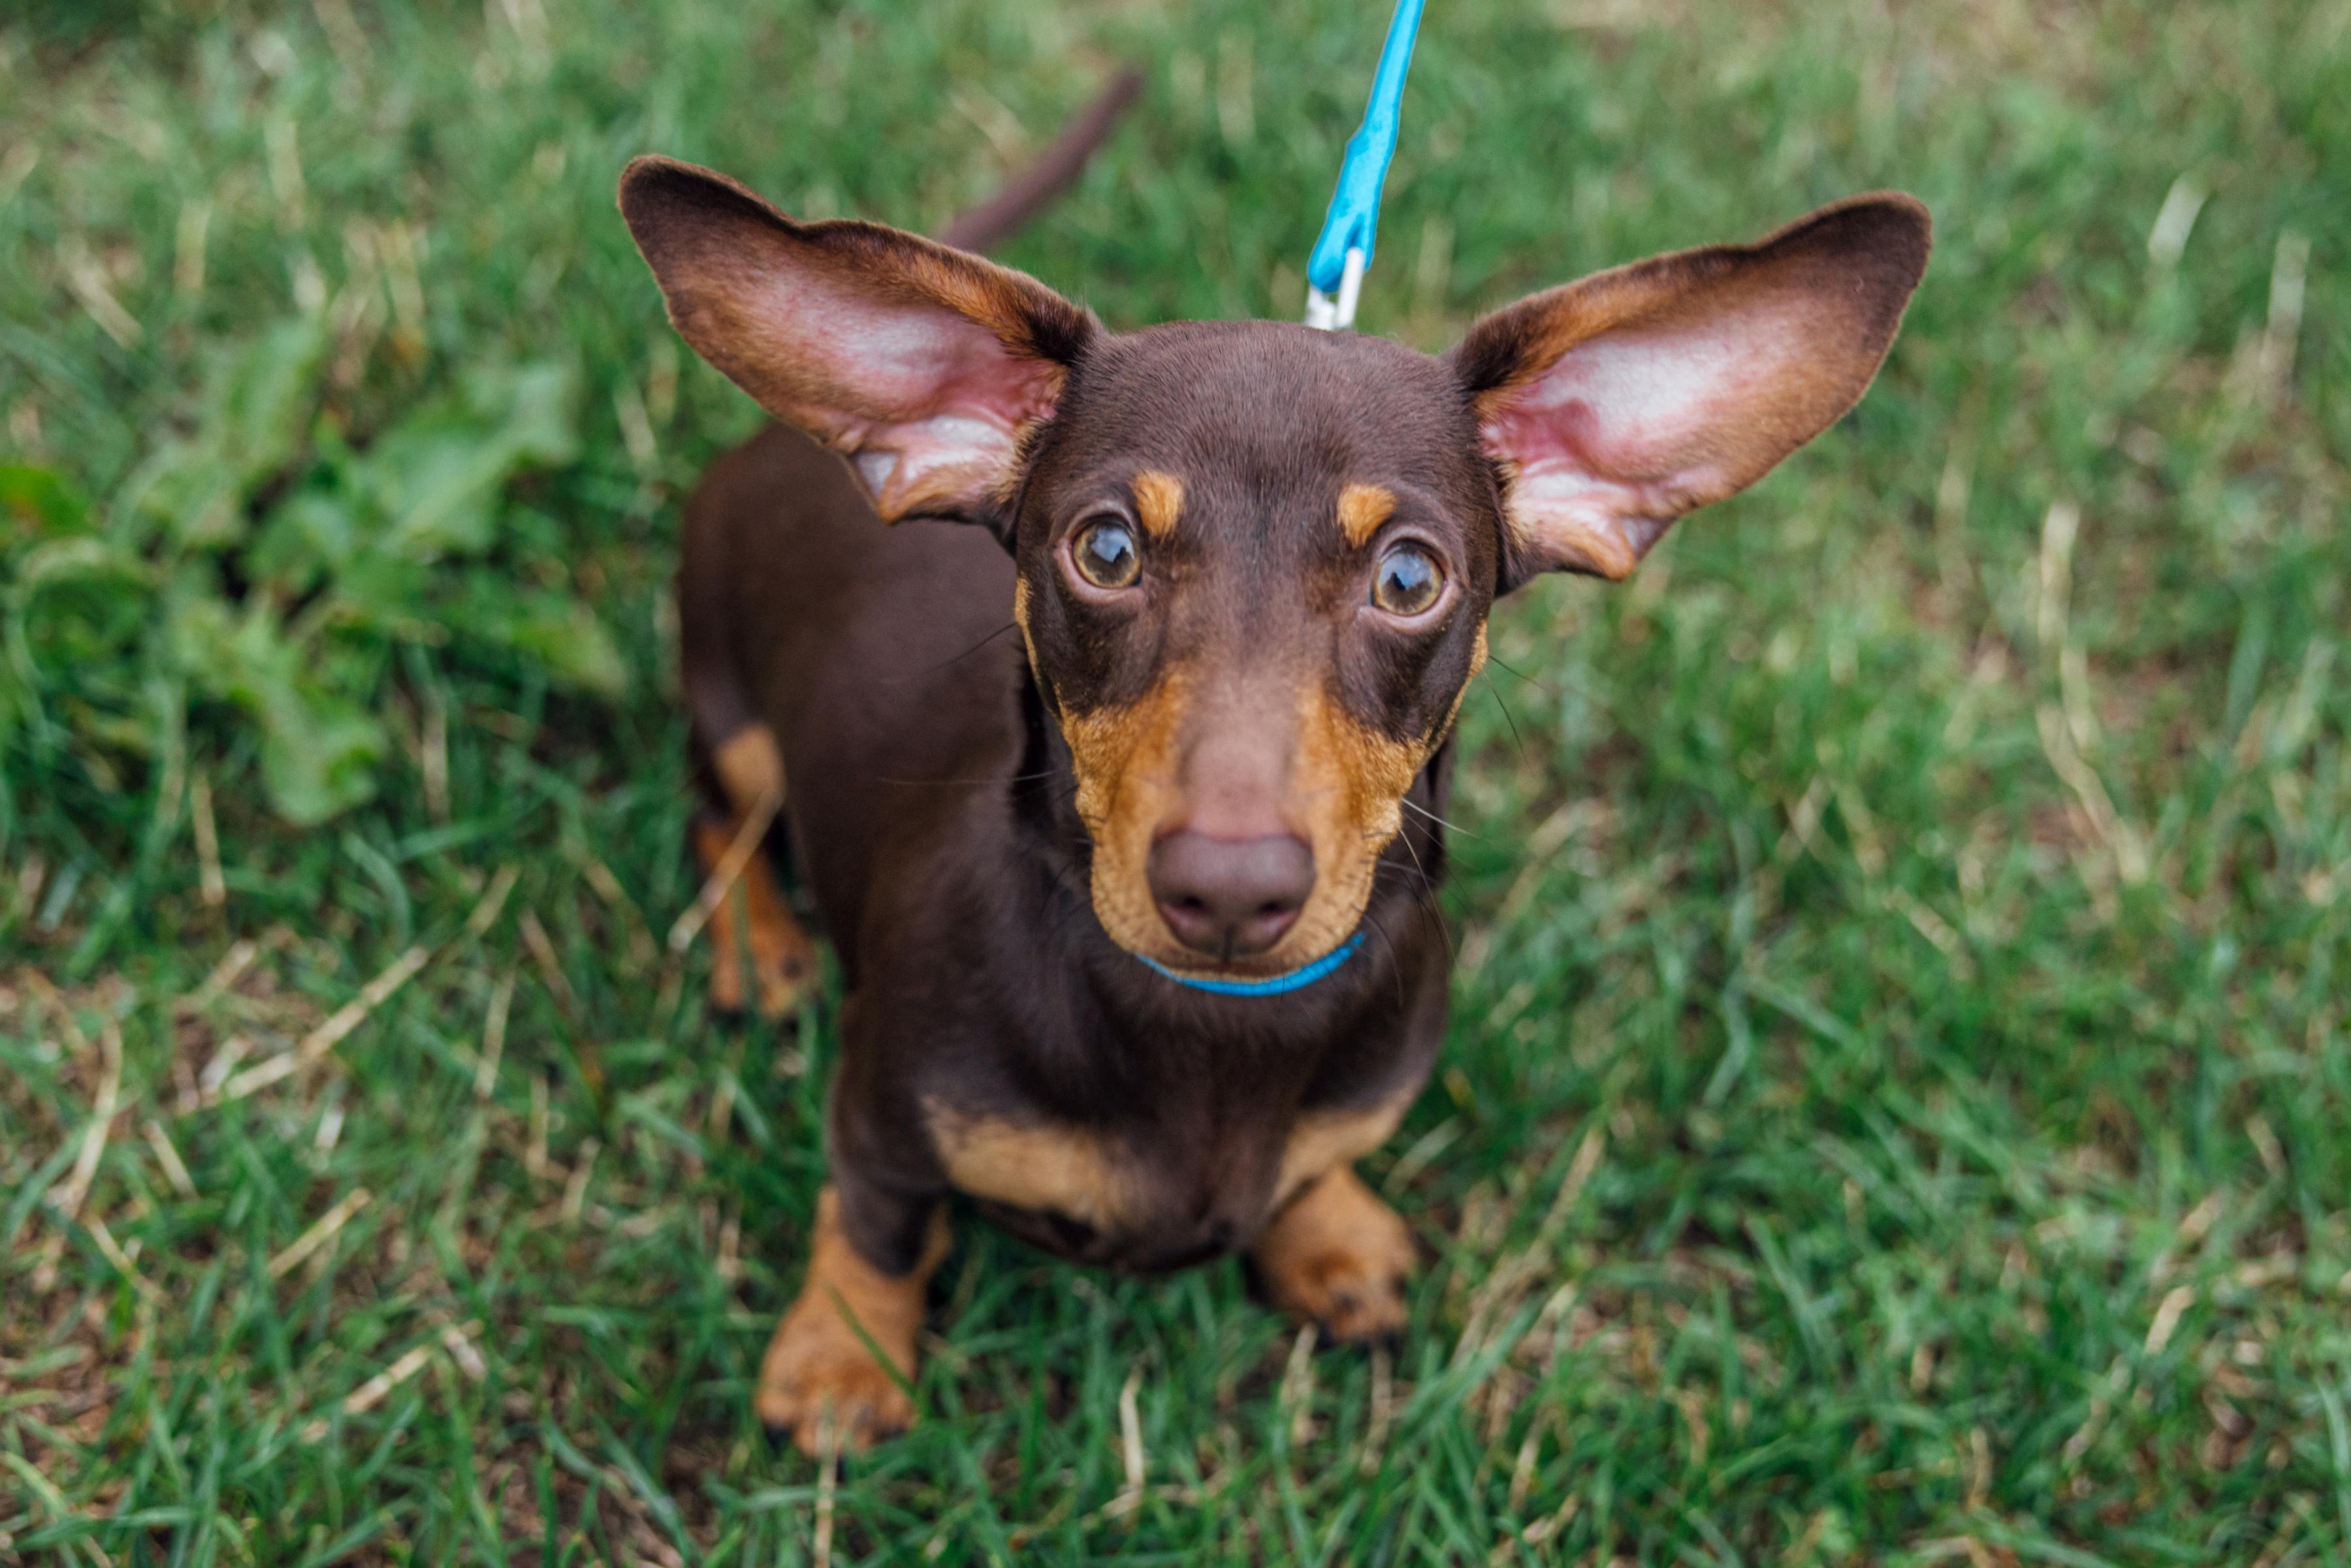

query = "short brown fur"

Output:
[[623, 101, 1927, 1450]]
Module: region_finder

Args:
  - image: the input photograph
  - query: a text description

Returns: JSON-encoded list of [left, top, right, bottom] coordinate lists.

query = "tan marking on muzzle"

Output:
[[1131, 469, 1185, 537], [1335, 482, 1396, 549], [1012, 575, 1039, 676], [925, 1100, 1135, 1231], [1274, 1091, 1413, 1209], [1285, 680, 1431, 963], [1058, 669, 1194, 963], [1055, 632, 1480, 977]]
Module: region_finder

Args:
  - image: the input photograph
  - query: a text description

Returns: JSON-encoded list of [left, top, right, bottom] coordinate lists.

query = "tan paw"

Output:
[[756, 1298, 918, 1455], [756, 1187, 944, 1456], [743, 901, 818, 1019], [694, 817, 818, 1021], [1253, 1166, 1415, 1341]]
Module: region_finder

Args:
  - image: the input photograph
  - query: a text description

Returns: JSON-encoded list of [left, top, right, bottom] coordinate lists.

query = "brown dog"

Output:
[[620, 82, 1927, 1453]]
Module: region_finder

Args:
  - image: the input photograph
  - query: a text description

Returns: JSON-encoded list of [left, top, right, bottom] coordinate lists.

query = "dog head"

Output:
[[621, 159, 1928, 980]]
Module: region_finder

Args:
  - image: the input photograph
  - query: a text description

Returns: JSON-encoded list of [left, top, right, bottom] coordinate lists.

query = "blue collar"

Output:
[[1136, 929, 1367, 997]]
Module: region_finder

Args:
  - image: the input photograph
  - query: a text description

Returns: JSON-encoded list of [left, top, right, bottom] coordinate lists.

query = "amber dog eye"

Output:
[[1071, 518, 1142, 589], [1371, 543, 1444, 616]]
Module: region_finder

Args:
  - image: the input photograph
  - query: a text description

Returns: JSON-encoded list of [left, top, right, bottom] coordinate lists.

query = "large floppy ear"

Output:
[[618, 155, 1096, 527], [1451, 193, 1930, 586]]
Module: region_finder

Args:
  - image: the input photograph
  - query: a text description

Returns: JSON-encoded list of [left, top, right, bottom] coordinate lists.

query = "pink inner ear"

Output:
[[739, 264, 1061, 521], [1481, 308, 1814, 579]]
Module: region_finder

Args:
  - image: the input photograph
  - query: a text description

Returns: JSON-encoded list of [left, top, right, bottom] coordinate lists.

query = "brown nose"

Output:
[[1147, 831, 1315, 958]]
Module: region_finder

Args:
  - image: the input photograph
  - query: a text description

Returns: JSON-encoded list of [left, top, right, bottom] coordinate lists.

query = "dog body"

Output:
[[680, 406, 1448, 1281], [625, 88, 1928, 1451]]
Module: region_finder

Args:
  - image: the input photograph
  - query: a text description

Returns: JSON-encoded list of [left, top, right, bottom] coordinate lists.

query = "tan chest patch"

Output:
[[1056, 669, 1191, 962], [925, 1100, 1136, 1232]]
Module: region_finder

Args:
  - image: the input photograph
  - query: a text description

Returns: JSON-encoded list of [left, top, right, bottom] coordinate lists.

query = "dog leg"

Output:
[[1253, 1164, 1415, 1341], [693, 724, 816, 1018], [758, 1183, 948, 1456]]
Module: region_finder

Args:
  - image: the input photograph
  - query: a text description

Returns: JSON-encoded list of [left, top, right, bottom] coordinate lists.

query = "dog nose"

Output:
[[1147, 831, 1315, 957]]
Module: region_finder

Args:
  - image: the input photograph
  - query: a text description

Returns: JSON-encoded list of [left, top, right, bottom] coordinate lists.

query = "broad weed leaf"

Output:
[[10, 537, 155, 667], [453, 574, 629, 697], [247, 487, 362, 594], [166, 596, 387, 825], [123, 314, 332, 549], [361, 359, 582, 562], [0, 464, 94, 537]]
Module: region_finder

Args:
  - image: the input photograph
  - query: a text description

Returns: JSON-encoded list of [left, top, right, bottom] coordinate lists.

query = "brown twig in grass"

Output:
[[60, 236, 142, 347], [142, 1120, 196, 1198], [1279, 1323, 1319, 1446], [1117, 1366, 1146, 1508], [195, 1035, 253, 1106], [465, 865, 519, 938], [190, 772, 226, 907], [300, 1340, 433, 1443], [475, 969, 515, 1100], [519, 910, 576, 1016], [289, 946, 431, 1064], [526, 1074, 549, 1179], [1454, 1127, 1604, 1367], [1358, 1345, 1393, 1477], [558, 1138, 600, 1224], [420, 684, 451, 822], [177, 938, 258, 1014], [86, 1215, 158, 1301], [813, 1427, 839, 1568], [439, 1320, 488, 1382], [665, 784, 782, 954], [268, 1188, 372, 1279], [43, 1008, 122, 1225], [12, 853, 45, 925], [575, 852, 656, 970], [219, 944, 431, 1102]]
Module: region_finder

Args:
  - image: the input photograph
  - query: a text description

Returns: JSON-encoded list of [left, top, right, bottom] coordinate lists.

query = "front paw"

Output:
[[756, 1186, 942, 1456], [756, 1295, 918, 1455], [1252, 1166, 1415, 1341]]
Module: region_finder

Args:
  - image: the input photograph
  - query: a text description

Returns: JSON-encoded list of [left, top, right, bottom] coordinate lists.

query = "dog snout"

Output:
[[1147, 831, 1315, 957]]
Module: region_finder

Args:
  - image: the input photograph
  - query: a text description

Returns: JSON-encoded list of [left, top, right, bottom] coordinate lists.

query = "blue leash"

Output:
[[1138, 9, 1422, 995], [1302, 0, 1427, 330], [1139, 929, 1368, 997]]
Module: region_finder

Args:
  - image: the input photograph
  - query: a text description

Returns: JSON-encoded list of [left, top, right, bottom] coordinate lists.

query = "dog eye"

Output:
[[1071, 518, 1142, 589], [1371, 544, 1444, 617]]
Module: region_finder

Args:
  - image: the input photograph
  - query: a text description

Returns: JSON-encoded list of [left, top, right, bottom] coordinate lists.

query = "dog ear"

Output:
[[1450, 194, 1929, 588], [619, 155, 1096, 528]]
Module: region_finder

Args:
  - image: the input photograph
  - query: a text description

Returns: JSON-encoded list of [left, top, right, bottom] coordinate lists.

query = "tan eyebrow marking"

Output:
[[1131, 470, 1185, 537], [1337, 482, 1396, 548]]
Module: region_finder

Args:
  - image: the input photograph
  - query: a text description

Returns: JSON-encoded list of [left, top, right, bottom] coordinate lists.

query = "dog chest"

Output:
[[920, 1090, 1411, 1270]]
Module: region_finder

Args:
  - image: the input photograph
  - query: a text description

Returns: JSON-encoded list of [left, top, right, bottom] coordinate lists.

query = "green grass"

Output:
[[5, 0, 2350, 1560]]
